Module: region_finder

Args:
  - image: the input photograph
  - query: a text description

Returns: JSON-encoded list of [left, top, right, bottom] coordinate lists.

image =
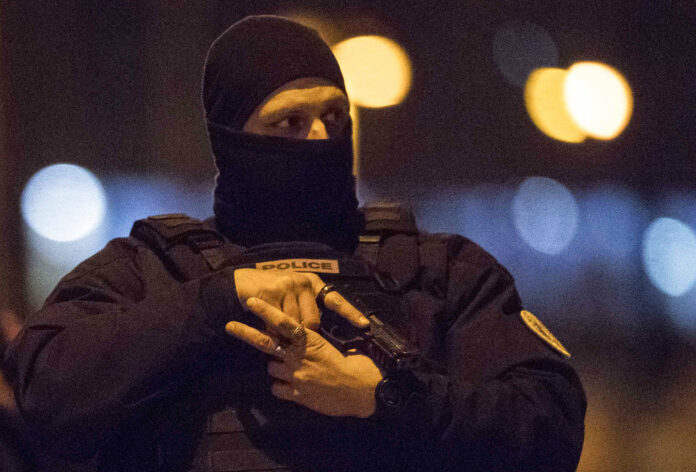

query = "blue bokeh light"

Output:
[[512, 177, 579, 255], [642, 217, 696, 297], [666, 288, 696, 334], [104, 175, 214, 238], [413, 184, 520, 262], [21, 164, 107, 242], [582, 184, 649, 260], [24, 173, 215, 310]]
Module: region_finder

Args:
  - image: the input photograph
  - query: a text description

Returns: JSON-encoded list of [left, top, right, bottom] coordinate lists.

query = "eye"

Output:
[[323, 111, 337, 123], [274, 115, 304, 130], [322, 108, 344, 124]]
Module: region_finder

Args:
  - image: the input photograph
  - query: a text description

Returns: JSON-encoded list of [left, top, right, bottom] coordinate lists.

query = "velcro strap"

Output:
[[131, 214, 233, 273], [355, 234, 381, 267], [360, 202, 417, 234], [136, 214, 205, 244], [132, 215, 223, 249]]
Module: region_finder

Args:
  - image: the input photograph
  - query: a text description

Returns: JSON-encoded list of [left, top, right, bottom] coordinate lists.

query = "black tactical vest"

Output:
[[130, 205, 454, 472]]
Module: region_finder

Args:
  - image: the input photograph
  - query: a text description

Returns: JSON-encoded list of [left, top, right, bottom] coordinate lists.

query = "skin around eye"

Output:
[[273, 117, 294, 129], [243, 79, 349, 139], [321, 108, 348, 135]]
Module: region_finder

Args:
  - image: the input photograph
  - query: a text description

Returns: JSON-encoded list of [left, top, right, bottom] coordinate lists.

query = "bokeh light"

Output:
[[642, 217, 696, 297], [666, 285, 696, 333], [413, 184, 519, 262], [25, 225, 109, 310], [582, 184, 648, 260], [525, 68, 586, 143], [564, 62, 633, 140], [493, 21, 559, 88], [282, 12, 341, 45], [106, 175, 213, 238], [21, 164, 106, 242], [332, 35, 412, 108], [512, 177, 579, 255]]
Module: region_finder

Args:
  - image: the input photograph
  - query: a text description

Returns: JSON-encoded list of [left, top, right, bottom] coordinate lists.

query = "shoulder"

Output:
[[417, 230, 513, 278], [44, 236, 166, 305], [416, 231, 521, 316], [60, 237, 148, 283]]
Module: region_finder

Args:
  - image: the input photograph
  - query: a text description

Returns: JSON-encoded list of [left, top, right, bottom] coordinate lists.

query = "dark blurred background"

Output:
[[1, 1, 695, 470]]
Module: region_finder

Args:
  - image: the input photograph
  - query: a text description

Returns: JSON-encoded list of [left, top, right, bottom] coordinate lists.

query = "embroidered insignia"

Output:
[[255, 259, 340, 274], [520, 310, 571, 358]]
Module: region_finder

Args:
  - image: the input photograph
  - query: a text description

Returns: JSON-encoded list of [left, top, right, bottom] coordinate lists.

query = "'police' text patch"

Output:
[[520, 310, 571, 358], [255, 259, 340, 274]]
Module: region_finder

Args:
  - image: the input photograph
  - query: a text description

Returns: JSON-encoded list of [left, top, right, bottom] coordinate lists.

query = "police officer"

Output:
[[6, 15, 586, 472]]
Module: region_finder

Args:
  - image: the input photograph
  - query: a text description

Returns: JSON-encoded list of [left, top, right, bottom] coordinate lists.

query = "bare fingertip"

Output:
[[224, 322, 237, 334], [246, 297, 257, 308]]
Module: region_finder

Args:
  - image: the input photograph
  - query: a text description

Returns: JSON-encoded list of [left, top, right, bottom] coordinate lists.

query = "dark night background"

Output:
[[1, 1, 695, 470]]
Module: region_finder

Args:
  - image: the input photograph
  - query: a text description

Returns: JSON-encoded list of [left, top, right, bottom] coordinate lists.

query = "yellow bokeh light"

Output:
[[524, 68, 586, 143], [350, 103, 360, 177], [564, 62, 633, 140], [332, 35, 412, 108]]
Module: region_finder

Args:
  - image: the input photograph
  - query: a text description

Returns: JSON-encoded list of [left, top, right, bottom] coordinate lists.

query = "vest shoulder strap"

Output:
[[130, 213, 243, 281], [356, 202, 457, 298], [418, 232, 464, 299]]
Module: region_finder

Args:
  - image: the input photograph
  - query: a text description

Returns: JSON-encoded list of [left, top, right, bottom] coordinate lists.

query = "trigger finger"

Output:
[[323, 291, 369, 328]]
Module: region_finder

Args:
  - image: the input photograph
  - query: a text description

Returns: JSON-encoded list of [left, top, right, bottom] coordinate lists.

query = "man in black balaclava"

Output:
[[7, 15, 586, 472], [203, 15, 361, 253]]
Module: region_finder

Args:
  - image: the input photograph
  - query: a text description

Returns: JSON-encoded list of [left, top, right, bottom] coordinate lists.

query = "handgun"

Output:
[[319, 298, 420, 374]]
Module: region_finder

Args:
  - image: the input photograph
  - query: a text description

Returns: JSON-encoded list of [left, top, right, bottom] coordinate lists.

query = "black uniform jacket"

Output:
[[5, 226, 586, 472]]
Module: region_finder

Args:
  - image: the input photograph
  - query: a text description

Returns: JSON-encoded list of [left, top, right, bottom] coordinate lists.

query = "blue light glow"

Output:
[[104, 175, 214, 238], [24, 173, 214, 310], [21, 164, 107, 242], [666, 289, 696, 334], [512, 177, 578, 255], [582, 184, 648, 260], [412, 184, 520, 262], [642, 218, 696, 297]]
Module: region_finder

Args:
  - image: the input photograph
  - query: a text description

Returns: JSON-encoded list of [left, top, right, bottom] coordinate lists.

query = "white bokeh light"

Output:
[[564, 62, 633, 140], [642, 218, 696, 297], [512, 177, 579, 255], [21, 164, 106, 242]]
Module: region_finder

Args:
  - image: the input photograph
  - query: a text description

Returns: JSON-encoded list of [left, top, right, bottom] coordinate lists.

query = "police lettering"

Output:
[[255, 259, 340, 274]]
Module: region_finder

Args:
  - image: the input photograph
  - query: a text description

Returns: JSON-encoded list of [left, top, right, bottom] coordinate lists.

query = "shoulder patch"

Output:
[[520, 310, 571, 358]]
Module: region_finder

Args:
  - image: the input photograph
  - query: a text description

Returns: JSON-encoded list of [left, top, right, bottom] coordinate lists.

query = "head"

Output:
[[242, 77, 350, 140], [202, 15, 349, 132], [202, 16, 360, 251]]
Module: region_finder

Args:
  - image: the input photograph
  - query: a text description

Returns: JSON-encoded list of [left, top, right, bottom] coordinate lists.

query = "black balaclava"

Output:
[[202, 15, 360, 253]]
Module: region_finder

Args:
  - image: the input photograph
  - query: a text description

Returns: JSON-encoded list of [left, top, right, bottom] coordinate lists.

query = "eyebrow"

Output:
[[260, 96, 348, 123]]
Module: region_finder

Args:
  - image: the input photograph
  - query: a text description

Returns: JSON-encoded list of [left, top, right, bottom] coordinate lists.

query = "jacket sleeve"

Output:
[[4, 237, 247, 459], [401, 237, 586, 472]]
